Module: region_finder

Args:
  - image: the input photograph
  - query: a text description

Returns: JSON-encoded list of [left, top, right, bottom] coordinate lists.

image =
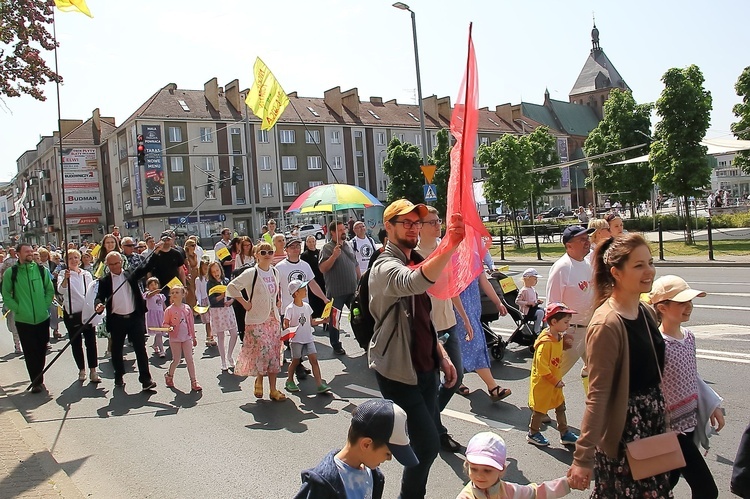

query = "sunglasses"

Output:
[[258, 250, 272, 256]]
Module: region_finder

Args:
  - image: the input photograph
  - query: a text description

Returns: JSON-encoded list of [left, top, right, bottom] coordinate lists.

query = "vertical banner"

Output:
[[143, 125, 166, 206], [62, 148, 102, 225], [557, 137, 569, 188]]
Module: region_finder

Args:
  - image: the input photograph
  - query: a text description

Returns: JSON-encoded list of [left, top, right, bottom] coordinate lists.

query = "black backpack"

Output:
[[350, 266, 398, 351]]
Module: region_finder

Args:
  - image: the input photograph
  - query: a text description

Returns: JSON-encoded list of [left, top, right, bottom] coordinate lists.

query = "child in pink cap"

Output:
[[457, 431, 571, 499]]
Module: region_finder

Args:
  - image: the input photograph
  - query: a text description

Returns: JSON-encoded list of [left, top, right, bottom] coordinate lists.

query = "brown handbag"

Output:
[[624, 306, 685, 480]]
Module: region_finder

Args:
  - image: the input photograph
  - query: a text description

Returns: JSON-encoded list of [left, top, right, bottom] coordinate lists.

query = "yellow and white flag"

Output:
[[166, 277, 183, 289], [54, 0, 94, 17], [245, 57, 290, 131]]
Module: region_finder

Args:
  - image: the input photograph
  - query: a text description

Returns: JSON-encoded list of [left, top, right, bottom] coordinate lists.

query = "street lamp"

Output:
[[393, 2, 429, 166]]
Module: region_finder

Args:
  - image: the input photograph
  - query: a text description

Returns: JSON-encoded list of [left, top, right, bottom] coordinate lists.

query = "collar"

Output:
[[470, 480, 503, 499]]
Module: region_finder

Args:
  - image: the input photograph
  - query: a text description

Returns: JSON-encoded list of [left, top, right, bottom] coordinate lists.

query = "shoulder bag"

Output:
[[624, 305, 686, 480]]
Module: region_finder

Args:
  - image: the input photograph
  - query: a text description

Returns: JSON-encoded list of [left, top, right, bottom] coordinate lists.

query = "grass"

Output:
[[489, 239, 750, 259]]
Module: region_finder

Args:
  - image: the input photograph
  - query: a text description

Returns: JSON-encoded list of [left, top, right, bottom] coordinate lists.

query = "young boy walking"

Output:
[[527, 302, 580, 447], [284, 279, 331, 394], [294, 398, 418, 498]]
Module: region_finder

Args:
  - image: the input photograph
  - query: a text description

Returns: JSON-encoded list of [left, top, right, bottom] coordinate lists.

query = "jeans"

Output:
[[669, 431, 719, 498], [434, 325, 463, 435], [329, 293, 353, 350], [376, 370, 439, 499], [16, 319, 50, 387], [63, 311, 98, 370], [108, 313, 152, 385]]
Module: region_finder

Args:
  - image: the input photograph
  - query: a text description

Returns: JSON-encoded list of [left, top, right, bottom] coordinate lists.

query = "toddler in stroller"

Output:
[[480, 270, 540, 359]]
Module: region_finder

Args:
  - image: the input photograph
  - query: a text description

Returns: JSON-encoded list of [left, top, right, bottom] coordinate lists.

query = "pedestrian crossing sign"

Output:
[[423, 184, 437, 202]]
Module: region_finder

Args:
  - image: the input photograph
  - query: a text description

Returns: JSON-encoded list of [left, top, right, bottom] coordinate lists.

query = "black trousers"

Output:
[[107, 313, 151, 385], [669, 430, 719, 498], [16, 319, 50, 387], [63, 311, 98, 370]]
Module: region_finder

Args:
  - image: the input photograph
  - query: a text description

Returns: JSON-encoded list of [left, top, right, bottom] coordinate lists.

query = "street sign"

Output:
[[421, 165, 436, 184], [423, 184, 437, 202], [179, 217, 187, 224], [219, 214, 226, 222]]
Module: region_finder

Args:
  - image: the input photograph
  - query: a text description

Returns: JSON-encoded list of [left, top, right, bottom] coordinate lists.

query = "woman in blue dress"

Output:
[[455, 273, 512, 401]]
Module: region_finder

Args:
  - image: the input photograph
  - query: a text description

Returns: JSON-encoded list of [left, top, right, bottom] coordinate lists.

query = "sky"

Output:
[[1, 0, 748, 181]]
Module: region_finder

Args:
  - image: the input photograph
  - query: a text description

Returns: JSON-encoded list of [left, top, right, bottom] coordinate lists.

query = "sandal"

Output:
[[488, 386, 512, 402], [164, 372, 175, 388], [254, 377, 263, 399], [269, 389, 287, 401], [457, 384, 471, 396], [191, 380, 202, 392]]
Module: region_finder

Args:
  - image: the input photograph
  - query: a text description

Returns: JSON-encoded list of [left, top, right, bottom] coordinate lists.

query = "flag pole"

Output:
[[52, 8, 70, 250], [458, 23, 473, 210]]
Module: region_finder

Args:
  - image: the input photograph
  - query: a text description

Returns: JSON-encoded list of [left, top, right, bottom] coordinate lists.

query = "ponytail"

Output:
[[592, 233, 650, 309]]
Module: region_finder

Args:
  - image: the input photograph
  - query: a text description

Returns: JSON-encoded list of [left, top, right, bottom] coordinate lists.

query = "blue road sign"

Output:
[[424, 184, 437, 202]]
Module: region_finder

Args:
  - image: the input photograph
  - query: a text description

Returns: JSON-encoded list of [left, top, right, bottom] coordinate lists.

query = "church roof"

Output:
[[521, 99, 600, 138], [570, 25, 629, 96]]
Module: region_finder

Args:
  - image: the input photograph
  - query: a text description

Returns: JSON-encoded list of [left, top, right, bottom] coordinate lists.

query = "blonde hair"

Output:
[[66, 249, 81, 261], [255, 241, 273, 255], [588, 218, 610, 244]]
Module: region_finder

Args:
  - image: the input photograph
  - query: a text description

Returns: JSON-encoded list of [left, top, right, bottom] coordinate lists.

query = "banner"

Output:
[[142, 125, 166, 206], [62, 148, 102, 221], [246, 58, 290, 131]]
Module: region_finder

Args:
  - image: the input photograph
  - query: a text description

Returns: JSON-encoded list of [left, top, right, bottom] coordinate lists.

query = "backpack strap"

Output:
[[247, 270, 259, 302]]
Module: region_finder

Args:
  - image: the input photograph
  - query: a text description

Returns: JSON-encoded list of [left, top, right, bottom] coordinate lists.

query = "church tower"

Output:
[[569, 23, 629, 119]]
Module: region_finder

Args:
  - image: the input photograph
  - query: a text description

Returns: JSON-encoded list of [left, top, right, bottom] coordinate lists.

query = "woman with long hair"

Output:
[[604, 213, 625, 238], [93, 234, 121, 279], [234, 236, 254, 270], [568, 233, 671, 497]]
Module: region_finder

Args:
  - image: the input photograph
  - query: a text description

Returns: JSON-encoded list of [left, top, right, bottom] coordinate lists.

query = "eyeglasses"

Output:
[[122, 244, 135, 247], [258, 250, 272, 256], [391, 220, 423, 230], [423, 219, 442, 227]]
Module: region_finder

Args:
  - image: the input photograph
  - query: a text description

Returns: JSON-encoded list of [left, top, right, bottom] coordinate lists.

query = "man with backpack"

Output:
[[1, 243, 55, 393], [367, 199, 463, 498], [349, 221, 377, 274]]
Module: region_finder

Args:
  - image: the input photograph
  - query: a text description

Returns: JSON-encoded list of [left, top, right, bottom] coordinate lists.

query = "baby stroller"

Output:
[[480, 270, 539, 360]]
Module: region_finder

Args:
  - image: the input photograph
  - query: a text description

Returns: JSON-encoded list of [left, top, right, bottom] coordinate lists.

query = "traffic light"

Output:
[[136, 134, 145, 166], [219, 170, 229, 185], [231, 167, 241, 186], [205, 183, 215, 198]]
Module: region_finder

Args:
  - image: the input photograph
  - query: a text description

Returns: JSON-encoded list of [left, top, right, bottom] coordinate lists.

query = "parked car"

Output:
[[538, 206, 574, 220], [287, 223, 325, 240]]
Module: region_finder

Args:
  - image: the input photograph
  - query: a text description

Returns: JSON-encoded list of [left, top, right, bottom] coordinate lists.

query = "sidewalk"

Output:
[[0, 385, 84, 499]]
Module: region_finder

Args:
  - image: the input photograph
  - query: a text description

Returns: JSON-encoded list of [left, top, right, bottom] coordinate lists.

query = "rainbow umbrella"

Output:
[[286, 184, 383, 213]]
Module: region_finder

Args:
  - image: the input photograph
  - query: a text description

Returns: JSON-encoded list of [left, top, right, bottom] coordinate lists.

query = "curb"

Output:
[[0, 386, 85, 499]]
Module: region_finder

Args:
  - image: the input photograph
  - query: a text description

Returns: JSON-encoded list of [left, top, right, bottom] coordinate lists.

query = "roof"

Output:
[[62, 117, 116, 145], [546, 99, 601, 136], [520, 102, 558, 131], [570, 48, 629, 96], [126, 85, 243, 124]]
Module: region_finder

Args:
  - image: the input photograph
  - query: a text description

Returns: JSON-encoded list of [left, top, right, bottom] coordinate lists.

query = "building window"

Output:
[[200, 127, 213, 142], [230, 127, 241, 135], [283, 182, 299, 196], [379, 179, 388, 193], [305, 130, 320, 144], [377, 132, 386, 145], [172, 185, 186, 201], [398, 133, 405, 142], [309, 181, 323, 188], [279, 130, 295, 144], [356, 150, 364, 157], [168, 127, 182, 143], [261, 183, 273, 197], [259, 155, 271, 171], [257, 130, 269, 143], [331, 131, 341, 144], [307, 156, 322, 170], [205, 185, 216, 200], [415, 134, 422, 146], [480, 137, 489, 146], [332, 156, 343, 170], [170, 156, 184, 172], [431, 133, 437, 147], [354, 131, 363, 138], [281, 156, 297, 170], [201, 156, 215, 171]]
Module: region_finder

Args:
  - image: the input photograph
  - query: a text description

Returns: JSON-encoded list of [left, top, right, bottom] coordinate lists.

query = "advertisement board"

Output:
[[143, 125, 166, 206], [62, 148, 102, 222]]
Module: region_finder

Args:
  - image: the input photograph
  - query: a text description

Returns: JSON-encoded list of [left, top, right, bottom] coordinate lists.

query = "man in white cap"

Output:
[[546, 225, 595, 388]]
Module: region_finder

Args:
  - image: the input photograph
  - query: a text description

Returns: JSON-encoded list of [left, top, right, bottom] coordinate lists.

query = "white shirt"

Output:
[[284, 302, 314, 344], [546, 253, 594, 326], [110, 271, 136, 315], [234, 254, 255, 270], [213, 239, 231, 252], [349, 236, 377, 273], [275, 258, 315, 311], [58, 269, 93, 314], [195, 245, 204, 261]]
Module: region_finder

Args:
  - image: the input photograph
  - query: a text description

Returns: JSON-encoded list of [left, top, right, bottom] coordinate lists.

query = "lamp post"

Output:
[[393, 2, 429, 167]]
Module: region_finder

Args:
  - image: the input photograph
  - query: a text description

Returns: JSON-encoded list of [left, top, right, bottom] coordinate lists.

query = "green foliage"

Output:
[[428, 128, 451, 217], [382, 136, 424, 204], [622, 212, 750, 232], [584, 89, 653, 215], [0, 1, 60, 100], [650, 65, 713, 242], [731, 66, 750, 174], [526, 127, 562, 200]]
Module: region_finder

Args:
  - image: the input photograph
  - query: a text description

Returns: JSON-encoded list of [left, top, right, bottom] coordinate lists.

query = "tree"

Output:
[[731, 66, 750, 174], [526, 126, 562, 204], [650, 65, 712, 244], [0, 1, 60, 101], [382, 136, 424, 204], [584, 89, 653, 217], [428, 128, 450, 217]]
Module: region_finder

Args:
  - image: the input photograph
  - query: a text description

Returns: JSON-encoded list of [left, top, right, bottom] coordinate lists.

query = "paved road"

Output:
[[0, 266, 748, 498]]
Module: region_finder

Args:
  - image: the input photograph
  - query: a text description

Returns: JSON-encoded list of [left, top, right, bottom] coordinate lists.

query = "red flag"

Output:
[[423, 24, 488, 300]]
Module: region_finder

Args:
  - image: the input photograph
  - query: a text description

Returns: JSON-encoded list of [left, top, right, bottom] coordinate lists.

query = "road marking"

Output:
[[687, 281, 750, 287], [701, 292, 750, 298], [694, 304, 750, 311], [697, 349, 750, 359], [697, 354, 750, 364], [344, 384, 513, 431]]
